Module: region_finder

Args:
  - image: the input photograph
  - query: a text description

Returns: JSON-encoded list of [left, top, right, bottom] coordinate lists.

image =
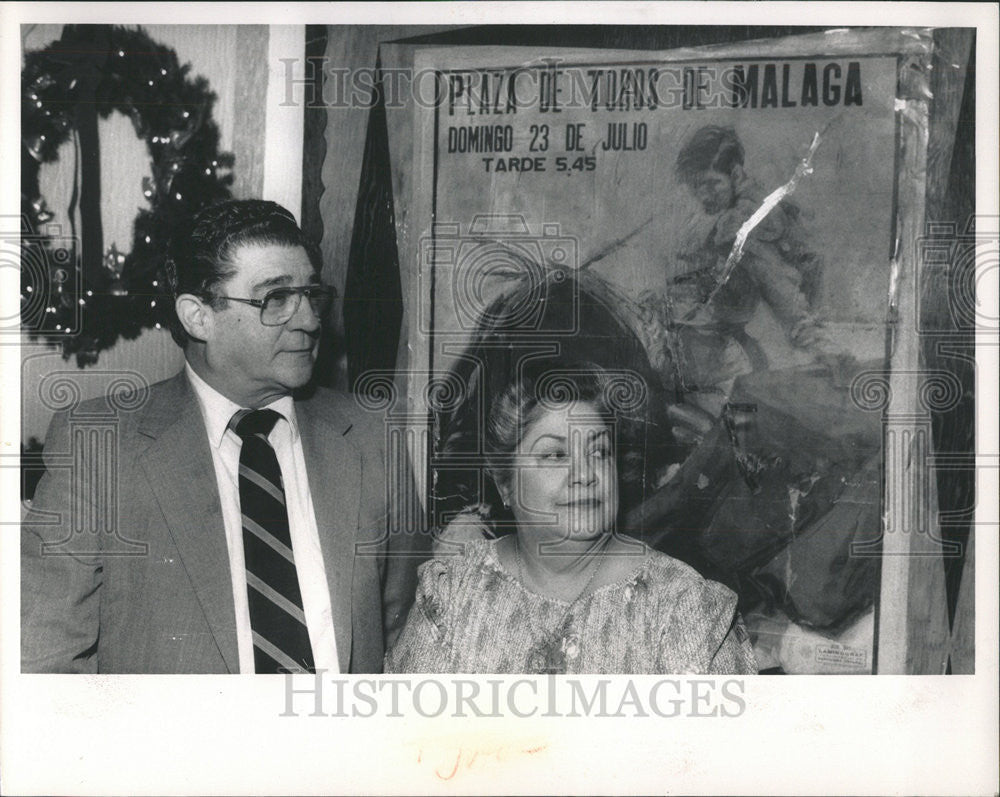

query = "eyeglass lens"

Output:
[[261, 289, 332, 325]]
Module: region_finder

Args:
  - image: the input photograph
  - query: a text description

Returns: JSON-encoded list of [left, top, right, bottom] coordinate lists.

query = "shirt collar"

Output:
[[185, 363, 299, 448]]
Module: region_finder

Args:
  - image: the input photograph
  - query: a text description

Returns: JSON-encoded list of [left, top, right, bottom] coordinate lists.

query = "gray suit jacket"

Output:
[[22, 372, 426, 673]]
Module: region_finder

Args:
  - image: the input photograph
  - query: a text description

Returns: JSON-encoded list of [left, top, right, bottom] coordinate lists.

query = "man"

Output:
[[667, 125, 836, 411], [22, 199, 425, 673]]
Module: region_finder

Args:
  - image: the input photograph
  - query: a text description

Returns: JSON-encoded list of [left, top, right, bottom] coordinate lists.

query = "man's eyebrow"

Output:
[[253, 274, 293, 291], [252, 273, 321, 292]]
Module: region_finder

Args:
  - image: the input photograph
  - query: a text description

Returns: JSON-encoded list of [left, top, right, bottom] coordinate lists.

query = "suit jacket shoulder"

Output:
[[22, 370, 231, 673], [295, 387, 385, 458]]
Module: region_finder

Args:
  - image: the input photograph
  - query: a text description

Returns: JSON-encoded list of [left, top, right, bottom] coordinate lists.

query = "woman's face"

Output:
[[507, 401, 618, 542]]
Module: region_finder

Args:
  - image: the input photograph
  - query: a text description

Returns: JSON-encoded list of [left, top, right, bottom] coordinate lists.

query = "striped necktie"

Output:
[[232, 409, 315, 674]]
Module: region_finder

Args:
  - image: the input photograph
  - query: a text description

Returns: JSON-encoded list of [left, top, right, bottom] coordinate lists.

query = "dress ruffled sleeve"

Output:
[[658, 578, 758, 675], [384, 558, 454, 673]]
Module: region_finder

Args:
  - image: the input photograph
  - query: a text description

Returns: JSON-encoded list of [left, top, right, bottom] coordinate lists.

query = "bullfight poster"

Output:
[[388, 30, 940, 675]]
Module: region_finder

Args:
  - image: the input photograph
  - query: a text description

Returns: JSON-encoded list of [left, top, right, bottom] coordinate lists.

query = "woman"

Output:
[[386, 365, 756, 674]]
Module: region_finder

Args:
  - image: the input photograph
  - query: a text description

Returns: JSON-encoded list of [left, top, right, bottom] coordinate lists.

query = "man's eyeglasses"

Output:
[[215, 285, 337, 326]]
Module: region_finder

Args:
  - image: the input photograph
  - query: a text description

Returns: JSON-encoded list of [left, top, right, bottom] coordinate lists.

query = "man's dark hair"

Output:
[[164, 199, 321, 347], [675, 125, 745, 186]]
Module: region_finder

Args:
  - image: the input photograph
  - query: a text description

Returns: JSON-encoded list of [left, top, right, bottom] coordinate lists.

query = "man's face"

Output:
[[688, 169, 735, 215], [202, 242, 321, 407]]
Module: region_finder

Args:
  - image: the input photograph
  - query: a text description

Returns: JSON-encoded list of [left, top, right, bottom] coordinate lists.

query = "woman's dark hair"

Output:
[[484, 361, 648, 532], [432, 269, 682, 542], [675, 125, 745, 186], [164, 199, 321, 347]]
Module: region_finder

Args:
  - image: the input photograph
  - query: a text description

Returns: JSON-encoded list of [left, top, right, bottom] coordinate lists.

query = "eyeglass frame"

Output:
[[212, 284, 338, 326]]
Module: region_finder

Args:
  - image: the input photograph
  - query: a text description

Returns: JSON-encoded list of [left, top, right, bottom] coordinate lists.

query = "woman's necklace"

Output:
[[514, 534, 609, 673]]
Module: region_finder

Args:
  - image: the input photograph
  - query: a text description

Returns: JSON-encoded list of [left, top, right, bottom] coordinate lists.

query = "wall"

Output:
[[20, 24, 302, 441], [315, 25, 454, 388]]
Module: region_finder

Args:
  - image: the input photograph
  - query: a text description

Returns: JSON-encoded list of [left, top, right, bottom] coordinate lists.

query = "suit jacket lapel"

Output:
[[137, 373, 239, 673], [297, 400, 360, 674]]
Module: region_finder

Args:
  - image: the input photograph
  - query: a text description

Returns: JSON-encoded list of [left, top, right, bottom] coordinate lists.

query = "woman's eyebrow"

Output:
[[526, 428, 609, 453], [527, 434, 566, 453]]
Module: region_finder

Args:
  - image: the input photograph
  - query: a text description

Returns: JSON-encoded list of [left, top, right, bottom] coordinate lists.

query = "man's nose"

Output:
[[287, 293, 322, 333]]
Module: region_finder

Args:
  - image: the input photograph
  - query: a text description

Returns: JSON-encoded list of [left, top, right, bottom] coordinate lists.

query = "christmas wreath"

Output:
[[21, 24, 234, 365]]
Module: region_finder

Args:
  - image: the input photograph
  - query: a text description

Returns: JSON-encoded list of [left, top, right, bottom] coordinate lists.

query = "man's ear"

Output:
[[729, 164, 746, 183], [175, 293, 213, 343]]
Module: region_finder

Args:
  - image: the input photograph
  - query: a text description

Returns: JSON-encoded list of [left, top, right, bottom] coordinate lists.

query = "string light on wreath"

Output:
[[21, 24, 235, 365]]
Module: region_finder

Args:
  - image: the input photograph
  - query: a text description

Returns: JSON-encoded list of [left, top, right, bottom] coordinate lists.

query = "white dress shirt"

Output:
[[186, 364, 340, 674]]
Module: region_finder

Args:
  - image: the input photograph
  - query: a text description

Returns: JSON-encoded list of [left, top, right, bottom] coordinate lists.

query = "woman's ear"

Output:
[[489, 467, 512, 508], [175, 293, 212, 344]]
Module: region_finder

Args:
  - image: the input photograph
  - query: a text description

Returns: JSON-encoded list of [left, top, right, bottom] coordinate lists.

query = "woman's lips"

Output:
[[560, 498, 603, 508]]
